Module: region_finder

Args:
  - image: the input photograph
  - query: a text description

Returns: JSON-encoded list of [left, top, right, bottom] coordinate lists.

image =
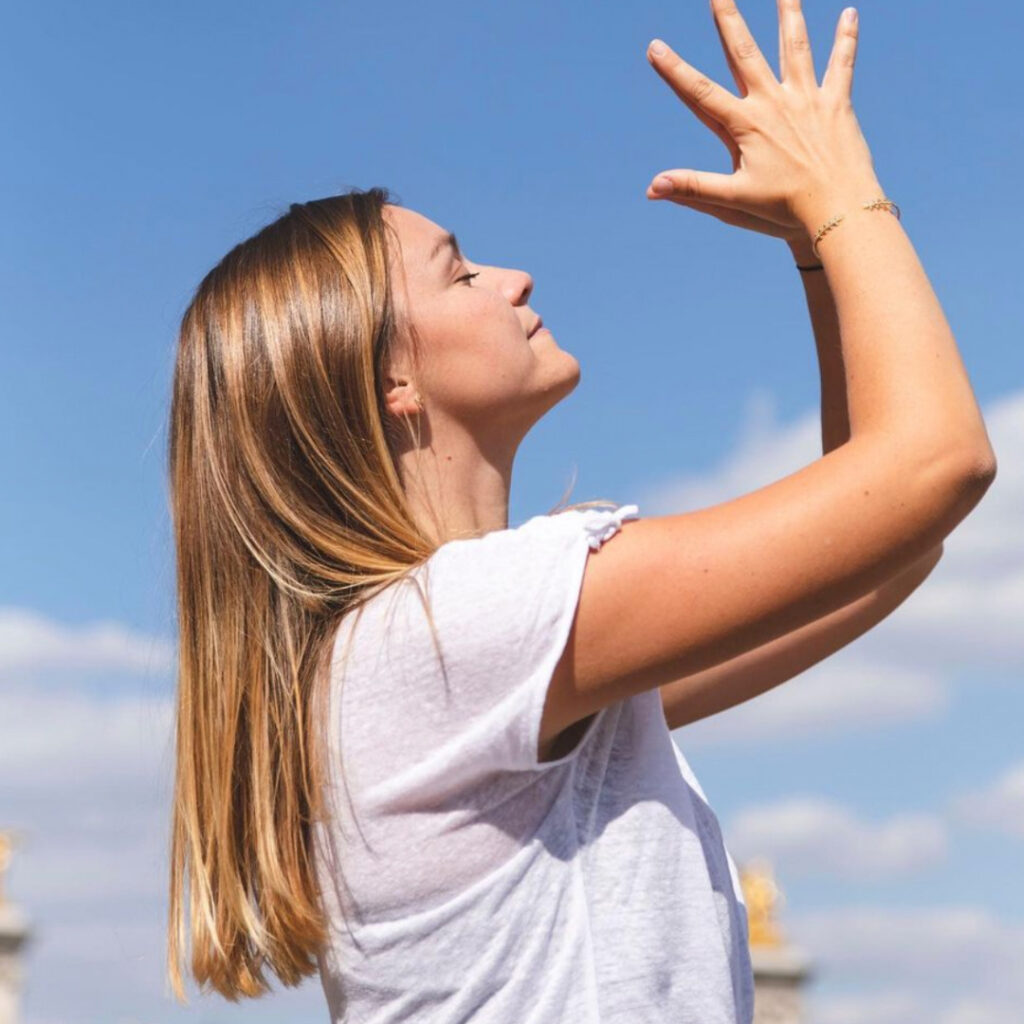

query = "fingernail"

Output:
[[844, 7, 857, 25], [649, 38, 667, 56], [651, 176, 673, 195]]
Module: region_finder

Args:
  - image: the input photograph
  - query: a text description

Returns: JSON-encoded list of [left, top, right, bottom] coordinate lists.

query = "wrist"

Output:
[[787, 237, 820, 267], [792, 176, 887, 242]]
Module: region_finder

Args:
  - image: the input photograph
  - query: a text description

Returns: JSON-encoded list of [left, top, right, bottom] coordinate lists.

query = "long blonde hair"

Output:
[[166, 186, 614, 1002]]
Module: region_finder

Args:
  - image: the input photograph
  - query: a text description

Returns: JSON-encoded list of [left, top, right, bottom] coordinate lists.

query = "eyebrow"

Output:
[[427, 231, 462, 265]]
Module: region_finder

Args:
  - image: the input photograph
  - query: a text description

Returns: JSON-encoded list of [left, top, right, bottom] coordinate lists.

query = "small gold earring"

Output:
[[414, 392, 424, 411]]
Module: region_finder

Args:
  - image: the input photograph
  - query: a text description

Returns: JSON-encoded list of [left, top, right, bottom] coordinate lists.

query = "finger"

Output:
[[709, 0, 778, 93], [646, 168, 742, 207], [777, 0, 817, 89], [654, 196, 789, 238], [778, 7, 785, 86], [647, 38, 749, 132], [714, 8, 751, 98], [822, 7, 858, 99], [645, 35, 742, 164]]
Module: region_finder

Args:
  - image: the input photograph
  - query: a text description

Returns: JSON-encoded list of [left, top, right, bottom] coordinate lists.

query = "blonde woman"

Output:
[[167, 1, 996, 1020]]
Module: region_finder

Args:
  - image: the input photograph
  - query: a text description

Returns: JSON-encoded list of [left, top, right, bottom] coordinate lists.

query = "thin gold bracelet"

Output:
[[811, 197, 901, 260]]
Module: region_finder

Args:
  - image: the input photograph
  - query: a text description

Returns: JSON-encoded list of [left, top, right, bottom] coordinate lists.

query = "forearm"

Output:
[[792, 180, 994, 468], [789, 237, 850, 455], [661, 540, 943, 731], [788, 237, 943, 568]]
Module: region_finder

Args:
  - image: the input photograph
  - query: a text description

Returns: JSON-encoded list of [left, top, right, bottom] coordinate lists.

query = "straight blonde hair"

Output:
[[166, 186, 615, 1002]]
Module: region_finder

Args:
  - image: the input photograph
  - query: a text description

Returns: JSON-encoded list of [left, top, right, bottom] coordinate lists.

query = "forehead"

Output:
[[383, 204, 446, 267]]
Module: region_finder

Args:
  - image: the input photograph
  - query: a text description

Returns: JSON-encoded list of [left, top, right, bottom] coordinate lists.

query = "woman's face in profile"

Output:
[[382, 203, 580, 444]]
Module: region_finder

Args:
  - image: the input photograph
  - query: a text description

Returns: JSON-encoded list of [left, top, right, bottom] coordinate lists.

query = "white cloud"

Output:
[[19, 911, 327, 1023], [0, 680, 173, 917], [877, 552, 1024, 670], [0, 684, 173, 791], [788, 904, 1024, 996], [727, 796, 947, 879], [947, 759, 1024, 840], [0, 612, 327, 1023], [935, 997, 1024, 1024], [677, 657, 948, 748], [792, 905, 1024, 1024], [0, 606, 175, 678], [807, 988, 1024, 1024], [0, 675, 328, 1022], [808, 988, 928, 1024]]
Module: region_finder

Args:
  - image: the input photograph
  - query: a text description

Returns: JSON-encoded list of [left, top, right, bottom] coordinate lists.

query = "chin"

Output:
[[557, 349, 582, 388], [545, 358, 583, 408]]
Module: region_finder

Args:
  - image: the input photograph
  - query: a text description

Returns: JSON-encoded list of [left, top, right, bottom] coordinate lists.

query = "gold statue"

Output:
[[739, 857, 785, 948]]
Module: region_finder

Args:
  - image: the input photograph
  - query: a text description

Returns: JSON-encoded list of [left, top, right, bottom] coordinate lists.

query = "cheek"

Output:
[[423, 312, 536, 412]]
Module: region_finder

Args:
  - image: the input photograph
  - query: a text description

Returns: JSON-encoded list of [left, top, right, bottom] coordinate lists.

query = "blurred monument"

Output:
[[740, 857, 814, 1024], [0, 831, 30, 1024]]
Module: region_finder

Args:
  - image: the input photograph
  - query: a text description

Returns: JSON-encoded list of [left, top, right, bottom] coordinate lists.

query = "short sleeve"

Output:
[[342, 503, 640, 811]]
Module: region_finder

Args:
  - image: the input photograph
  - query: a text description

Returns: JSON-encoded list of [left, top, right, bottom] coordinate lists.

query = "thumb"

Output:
[[647, 169, 737, 204]]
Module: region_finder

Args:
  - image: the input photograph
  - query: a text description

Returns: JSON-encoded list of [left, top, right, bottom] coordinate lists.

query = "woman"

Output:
[[167, 1, 997, 1021]]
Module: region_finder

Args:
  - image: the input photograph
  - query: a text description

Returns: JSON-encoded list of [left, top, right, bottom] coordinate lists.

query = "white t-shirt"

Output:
[[312, 503, 754, 1023]]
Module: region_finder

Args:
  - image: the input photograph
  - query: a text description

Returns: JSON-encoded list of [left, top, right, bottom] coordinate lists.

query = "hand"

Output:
[[644, 0, 880, 235], [654, 192, 810, 247], [645, 191, 823, 263]]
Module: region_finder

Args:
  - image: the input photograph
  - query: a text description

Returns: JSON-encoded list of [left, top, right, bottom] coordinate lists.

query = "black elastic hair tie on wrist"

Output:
[[796, 263, 825, 271]]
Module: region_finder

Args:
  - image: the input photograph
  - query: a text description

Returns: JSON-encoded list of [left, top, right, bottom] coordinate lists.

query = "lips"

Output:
[[527, 317, 544, 338]]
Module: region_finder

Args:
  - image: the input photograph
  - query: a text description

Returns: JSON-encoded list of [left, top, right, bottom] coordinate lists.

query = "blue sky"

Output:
[[2, 1, 1021, 1021]]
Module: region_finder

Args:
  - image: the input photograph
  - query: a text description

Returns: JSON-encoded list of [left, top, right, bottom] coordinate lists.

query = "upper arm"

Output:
[[539, 439, 991, 749]]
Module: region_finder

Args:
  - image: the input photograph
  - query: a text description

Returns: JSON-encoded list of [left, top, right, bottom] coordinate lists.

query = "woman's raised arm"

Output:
[[535, 0, 996, 760]]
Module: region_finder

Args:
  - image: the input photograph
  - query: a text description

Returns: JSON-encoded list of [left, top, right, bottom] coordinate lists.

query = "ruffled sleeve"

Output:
[[579, 503, 641, 550]]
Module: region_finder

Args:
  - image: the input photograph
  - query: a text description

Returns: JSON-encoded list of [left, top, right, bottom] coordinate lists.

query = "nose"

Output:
[[510, 268, 533, 306], [477, 262, 533, 306]]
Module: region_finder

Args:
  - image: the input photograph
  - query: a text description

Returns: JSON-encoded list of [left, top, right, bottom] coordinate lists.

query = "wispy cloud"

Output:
[[0, 607, 175, 678], [677, 659, 948, 748], [726, 796, 948, 879], [809, 987, 1024, 1024], [947, 759, 1024, 840], [792, 904, 1024, 1010], [0, 685, 172, 790]]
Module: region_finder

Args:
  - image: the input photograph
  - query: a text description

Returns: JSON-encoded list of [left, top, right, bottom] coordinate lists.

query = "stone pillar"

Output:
[[0, 832, 30, 1024], [739, 857, 814, 1024]]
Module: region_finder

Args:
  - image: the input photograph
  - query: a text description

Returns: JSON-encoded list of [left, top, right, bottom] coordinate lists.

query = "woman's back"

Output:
[[313, 504, 754, 1023]]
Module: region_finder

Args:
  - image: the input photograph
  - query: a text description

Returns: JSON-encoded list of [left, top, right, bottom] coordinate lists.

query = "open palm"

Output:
[[646, 0, 865, 249]]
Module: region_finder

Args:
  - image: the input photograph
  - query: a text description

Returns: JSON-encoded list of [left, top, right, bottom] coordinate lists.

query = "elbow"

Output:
[[931, 444, 998, 531], [952, 445, 998, 490], [906, 441, 997, 548], [885, 429, 997, 491], [924, 430, 997, 490]]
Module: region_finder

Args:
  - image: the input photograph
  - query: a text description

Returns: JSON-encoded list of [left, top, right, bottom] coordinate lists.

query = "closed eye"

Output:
[[457, 272, 481, 285]]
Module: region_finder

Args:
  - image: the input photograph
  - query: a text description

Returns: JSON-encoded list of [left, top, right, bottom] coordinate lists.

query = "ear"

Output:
[[383, 373, 423, 419]]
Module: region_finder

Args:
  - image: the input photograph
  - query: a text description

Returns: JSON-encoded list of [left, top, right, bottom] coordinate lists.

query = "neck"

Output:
[[395, 422, 518, 547]]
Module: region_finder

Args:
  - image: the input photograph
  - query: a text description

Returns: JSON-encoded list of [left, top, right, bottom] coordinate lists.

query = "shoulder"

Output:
[[325, 502, 643, 776], [433, 502, 641, 566], [332, 502, 641, 661], [418, 503, 639, 600]]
